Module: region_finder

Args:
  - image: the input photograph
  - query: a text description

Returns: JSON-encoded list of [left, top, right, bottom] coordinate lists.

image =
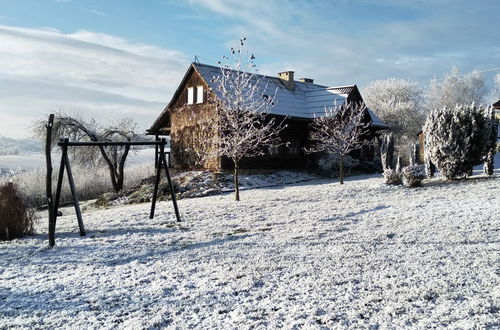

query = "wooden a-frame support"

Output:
[[48, 137, 181, 248]]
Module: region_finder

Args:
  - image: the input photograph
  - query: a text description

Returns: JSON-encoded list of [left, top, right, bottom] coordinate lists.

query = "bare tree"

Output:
[[33, 113, 138, 193], [306, 102, 371, 184], [428, 66, 486, 111], [363, 78, 425, 156], [203, 38, 286, 201], [491, 73, 500, 102]]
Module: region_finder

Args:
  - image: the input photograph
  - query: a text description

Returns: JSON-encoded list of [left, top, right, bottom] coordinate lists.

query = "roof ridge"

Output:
[[192, 62, 329, 88]]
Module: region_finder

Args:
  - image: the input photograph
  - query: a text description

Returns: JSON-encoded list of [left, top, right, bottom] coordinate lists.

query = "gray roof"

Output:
[[193, 63, 388, 128]]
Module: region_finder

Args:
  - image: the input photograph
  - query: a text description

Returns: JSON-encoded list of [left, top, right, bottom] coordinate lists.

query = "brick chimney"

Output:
[[278, 71, 295, 90]]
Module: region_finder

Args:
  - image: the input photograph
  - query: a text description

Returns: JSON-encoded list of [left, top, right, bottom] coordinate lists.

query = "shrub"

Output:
[[0, 182, 38, 240], [423, 104, 495, 180], [383, 169, 401, 185], [401, 165, 426, 187]]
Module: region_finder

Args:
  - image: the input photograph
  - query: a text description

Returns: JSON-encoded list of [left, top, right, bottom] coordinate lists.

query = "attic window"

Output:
[[187, 86, 204, 105], [187, 87, 194, 104], [196, 86, 204, 103]]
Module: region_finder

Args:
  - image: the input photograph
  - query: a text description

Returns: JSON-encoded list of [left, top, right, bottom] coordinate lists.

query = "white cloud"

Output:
[[86, 8, 106, 16], [0, 25, 189, 138], [187, 0, 500, 90]]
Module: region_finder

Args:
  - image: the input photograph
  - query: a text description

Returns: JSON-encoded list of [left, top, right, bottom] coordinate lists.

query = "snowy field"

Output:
[[1, 169, 499, 329]]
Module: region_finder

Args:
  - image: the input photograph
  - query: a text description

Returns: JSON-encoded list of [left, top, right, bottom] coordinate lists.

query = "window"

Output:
[[268, 146, 280, 156], [187, 87, 194, 104], [187, 86, 204, 105], [196, 86, 204, 104]]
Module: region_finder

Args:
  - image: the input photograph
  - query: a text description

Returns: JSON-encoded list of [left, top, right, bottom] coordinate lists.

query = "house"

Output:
[[148, 62, 388, 170], [494, 100, 500, 141]]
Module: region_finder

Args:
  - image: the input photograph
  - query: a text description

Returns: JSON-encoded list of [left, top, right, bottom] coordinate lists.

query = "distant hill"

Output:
[[0, 136, 43, 155]]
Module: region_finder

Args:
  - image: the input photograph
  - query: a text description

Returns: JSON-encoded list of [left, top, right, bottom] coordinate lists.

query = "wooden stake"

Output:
[[150, 147, 163, 219], [45, 114, 55, 248], [160, 140, 181, 222], [61, 139, 85, 236]]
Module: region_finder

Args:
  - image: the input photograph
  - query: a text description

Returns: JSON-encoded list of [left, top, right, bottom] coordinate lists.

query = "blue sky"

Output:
[[0, 0, 499, 138]]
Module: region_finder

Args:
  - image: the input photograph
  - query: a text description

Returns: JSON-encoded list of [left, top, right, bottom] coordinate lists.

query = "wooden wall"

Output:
[[169, 70, 220, 170]]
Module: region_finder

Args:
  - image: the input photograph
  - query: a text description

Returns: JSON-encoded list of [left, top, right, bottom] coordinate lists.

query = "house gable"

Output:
[[149, 64, 211, 134]]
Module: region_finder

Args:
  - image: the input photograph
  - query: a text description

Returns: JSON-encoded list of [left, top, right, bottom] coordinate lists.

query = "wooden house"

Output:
[[148, 62, 388, 170]]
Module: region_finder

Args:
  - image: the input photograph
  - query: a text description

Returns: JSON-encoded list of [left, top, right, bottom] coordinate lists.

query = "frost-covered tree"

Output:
[[423, 104, 495, 180], [306, 102, 371, 184], [205, 38, 285, 201], [364, 78, 425, 154], [428, 67, 486, 111], [33, 113, 138, 192], [483, 106, 498, 175], [490, 73, 500, 104], [380, 133, 395, 172]]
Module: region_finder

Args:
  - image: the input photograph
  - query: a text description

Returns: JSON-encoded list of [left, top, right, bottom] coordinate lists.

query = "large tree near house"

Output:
[[206, 38, 286, 201], [33, 113, 138, 193], [306, 102, 372, 184]]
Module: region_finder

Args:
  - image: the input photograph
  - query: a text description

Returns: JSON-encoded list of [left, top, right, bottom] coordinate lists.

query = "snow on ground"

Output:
[[1, 172, 499, 328]]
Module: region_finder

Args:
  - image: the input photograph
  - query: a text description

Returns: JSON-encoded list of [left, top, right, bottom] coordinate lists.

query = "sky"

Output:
[[0, 0, 499, 139]]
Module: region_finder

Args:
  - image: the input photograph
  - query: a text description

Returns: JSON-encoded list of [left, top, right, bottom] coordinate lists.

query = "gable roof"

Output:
[[493, 100, 500, 108], [149, 62, 388, 133]]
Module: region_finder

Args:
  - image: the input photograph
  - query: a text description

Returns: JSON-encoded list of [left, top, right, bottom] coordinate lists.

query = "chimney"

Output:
[[299, 78, 314, 83], [278, 71, 295, 91]]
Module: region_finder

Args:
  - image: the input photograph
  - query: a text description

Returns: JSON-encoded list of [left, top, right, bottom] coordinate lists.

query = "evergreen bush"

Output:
[[401, 165, 426, 187], [423, 104, 495, 180]]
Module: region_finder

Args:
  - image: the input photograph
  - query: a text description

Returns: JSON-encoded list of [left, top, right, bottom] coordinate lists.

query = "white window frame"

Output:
[[196, 85, 204, 104], [187, 87, 194, 105]]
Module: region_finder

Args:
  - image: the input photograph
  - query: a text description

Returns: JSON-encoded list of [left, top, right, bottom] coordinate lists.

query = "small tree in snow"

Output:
[[423, 103, 495, 180], [428, 67, 486, 111], [306, 102, 371, 184], [206, 38, 286, 201]]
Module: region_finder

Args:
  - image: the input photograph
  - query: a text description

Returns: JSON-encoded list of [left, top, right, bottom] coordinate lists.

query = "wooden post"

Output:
[[160, 139, 181, 222], [53, 139, 67, 221], [62, 138, 85, 236], [150, 147, 163, 219], [154, 134, 159, 168], [46, 114, 55, 248]]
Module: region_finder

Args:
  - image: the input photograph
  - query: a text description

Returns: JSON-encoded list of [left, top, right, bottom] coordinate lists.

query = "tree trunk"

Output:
[[115, 145, 131, 192], [234, 161, 240, 201], [339, 154, 344, 184], [98, 145, 130, 193]]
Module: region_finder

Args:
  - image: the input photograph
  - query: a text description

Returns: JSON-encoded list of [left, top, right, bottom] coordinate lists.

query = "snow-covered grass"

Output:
[[1, 171, 499, 328]]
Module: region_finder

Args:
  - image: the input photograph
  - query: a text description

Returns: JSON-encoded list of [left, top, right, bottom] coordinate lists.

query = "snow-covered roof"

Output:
[[148, 63, 389, 133], [193, 63, 387, 128]]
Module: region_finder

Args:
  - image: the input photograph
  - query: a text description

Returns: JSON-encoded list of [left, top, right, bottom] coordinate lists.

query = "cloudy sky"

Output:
[[0, 0, 499, 138]]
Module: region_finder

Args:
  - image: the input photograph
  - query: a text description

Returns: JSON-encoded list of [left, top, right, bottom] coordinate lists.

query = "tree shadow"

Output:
[[320, 205, 390, 222], [422, 174, 499, 188]]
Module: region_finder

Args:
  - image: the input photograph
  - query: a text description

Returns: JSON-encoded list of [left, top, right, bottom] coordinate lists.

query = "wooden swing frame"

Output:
[[47, 135, 181, 247]]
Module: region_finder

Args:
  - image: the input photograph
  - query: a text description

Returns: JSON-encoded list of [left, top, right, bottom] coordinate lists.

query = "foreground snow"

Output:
[[1, 174, 499, 328]]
